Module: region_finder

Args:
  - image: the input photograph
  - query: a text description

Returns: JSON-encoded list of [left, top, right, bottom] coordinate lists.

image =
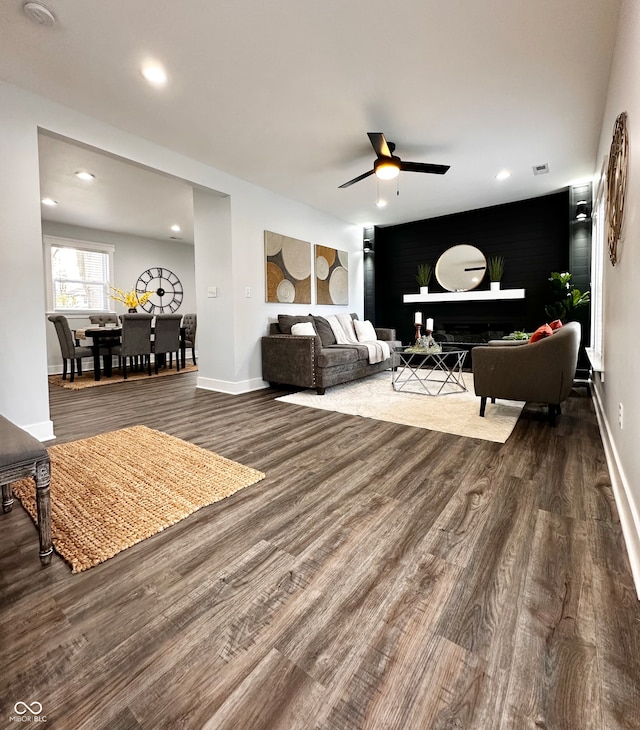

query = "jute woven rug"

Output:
[[276, 371, 525, 443], [12, 426, 265, 573], [49, 364, 198, 390]]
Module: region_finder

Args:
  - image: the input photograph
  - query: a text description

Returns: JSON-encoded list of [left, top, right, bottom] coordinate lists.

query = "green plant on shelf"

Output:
[[415, 262, 433, 287], [487, 255, 505, 282]]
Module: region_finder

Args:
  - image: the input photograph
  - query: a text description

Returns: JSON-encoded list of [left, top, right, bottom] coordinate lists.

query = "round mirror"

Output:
[[435, 244, 486, 292]]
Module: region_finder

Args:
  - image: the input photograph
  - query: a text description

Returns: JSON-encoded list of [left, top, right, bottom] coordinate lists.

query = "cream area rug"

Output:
[[276, 371, 525, 443], [12, 426, 265, 573], [49, 363, 198, 390]]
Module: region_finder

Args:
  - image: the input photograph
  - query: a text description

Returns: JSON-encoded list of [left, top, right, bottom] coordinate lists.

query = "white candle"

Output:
[[414, 312, 422, 325], [426, 317, 434, 331]]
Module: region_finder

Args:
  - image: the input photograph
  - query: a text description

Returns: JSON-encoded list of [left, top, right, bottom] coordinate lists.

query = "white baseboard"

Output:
[[592, 383, 640, 600], [196, 376, 269, 395], [23, 420, 56, 442]]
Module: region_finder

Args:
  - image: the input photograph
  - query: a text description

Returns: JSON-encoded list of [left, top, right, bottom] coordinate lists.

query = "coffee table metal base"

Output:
[[392, 349, 467, 396]]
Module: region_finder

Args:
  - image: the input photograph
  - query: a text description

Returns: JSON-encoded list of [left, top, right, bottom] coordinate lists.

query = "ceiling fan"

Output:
[[338, 132, 450, 189]]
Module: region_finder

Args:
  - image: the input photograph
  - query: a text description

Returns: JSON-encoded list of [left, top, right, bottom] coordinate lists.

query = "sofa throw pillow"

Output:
[[529, 323, 553, 343], [311, 315, 337, 346], [549, 319, 563, 331], [354, 319, 377, 342], [277, 314, 314, 334], [291, 322, 317, 336]]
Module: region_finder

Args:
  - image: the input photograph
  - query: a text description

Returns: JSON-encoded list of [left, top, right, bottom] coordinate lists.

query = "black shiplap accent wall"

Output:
[[373, 190, 570, 345]]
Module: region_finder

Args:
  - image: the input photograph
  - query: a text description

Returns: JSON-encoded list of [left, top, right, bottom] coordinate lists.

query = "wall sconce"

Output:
[[575, 201, 590, 220], [363, 238, 372, 253]]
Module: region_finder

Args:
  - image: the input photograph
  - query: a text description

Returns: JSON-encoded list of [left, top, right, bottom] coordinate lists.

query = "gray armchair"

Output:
[[112, 314, 153, 378], [48, 314, 97, 382], [471, 321, 581, 426]]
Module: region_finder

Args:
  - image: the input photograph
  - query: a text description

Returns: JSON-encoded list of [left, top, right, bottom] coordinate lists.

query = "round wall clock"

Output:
[[136, 267, 183, 313], [606, 111, 629, 266]]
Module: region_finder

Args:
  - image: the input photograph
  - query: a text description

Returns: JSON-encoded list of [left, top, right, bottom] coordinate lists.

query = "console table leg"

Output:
[[35, 458, 53, 566]]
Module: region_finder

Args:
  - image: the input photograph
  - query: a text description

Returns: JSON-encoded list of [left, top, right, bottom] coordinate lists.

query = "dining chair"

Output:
[[182, 313, 197, 365], [89, 314, 120, 326], [152, 314, 182, 374], [112, 314, 153, 379], [88, 313, 121, 356], [48, 314, 101, 382]]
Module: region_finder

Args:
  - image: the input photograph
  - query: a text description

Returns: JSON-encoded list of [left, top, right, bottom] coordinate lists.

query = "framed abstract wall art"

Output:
[[264, 231, 311, 303], [315, 245, 348, 305]]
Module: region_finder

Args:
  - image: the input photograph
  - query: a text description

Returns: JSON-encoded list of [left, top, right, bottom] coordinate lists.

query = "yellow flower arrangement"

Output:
[[109, 285, 153, 309]]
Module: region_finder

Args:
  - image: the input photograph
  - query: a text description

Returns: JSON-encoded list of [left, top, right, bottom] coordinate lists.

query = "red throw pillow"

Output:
[[549, 319, 563, 331], [529, 323, 553, 343]]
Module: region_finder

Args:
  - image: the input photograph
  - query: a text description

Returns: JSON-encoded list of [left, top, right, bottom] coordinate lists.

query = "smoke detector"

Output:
[[23, 2, 56, 26]]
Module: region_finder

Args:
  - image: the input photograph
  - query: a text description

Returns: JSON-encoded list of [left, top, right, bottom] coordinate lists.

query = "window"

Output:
[[587, 158, 607, 372], [45, 236, 114, 312]]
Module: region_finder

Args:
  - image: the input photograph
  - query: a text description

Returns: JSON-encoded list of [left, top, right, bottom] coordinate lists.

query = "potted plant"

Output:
[[487, 255, 505, 290], [545, 272, 590, 321], [415, 262, 433, 295], [109, 285, 152, 313]]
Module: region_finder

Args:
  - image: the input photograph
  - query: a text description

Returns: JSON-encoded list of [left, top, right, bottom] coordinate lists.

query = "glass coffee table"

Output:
[[392, 347, 467, 396]]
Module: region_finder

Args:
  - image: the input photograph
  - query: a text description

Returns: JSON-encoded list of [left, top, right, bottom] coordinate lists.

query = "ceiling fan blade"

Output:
[[400, 161, 450, 175], [338, 169, 375, 189], [367, 132, 392, 159]]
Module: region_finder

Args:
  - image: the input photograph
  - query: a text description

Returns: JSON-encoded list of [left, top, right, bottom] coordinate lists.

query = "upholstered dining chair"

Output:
[[48, 314, 98, 382], [182, 313, 197, 365], [88, 313, 120, 352], [89, 314, 119, 326], [152, 314, 182, 374], [112, 314, 153, 379]]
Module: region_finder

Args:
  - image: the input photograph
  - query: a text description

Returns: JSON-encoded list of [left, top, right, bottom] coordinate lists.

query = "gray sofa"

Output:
[[262, 313, 400, 394]]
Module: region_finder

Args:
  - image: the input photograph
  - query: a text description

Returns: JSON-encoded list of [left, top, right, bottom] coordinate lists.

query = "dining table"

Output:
[[79, 325, 187, 380]]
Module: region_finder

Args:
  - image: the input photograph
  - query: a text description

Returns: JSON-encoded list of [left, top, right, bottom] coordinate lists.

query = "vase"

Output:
[[490, 281, 501, 291], [420, 286, 429, 295], [128, 308, 137, 313]]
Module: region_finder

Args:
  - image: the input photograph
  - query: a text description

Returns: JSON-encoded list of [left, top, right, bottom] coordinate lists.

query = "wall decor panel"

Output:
[[315, 244, 349, 305], [265, 231, 311, 303]]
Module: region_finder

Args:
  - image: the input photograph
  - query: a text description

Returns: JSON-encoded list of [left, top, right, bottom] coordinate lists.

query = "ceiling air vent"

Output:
[[532, 163, 549, 176]]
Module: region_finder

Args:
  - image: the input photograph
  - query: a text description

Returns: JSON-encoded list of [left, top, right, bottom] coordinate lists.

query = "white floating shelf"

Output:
[[403, 288, 526, 303]]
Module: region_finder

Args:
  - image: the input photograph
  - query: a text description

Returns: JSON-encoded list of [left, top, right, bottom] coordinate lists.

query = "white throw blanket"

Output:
[[326, 314, 390, 364]]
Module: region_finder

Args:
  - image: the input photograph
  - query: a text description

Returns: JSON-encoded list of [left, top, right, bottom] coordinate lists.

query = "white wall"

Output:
[[592, 0, 640, 594], [0, 80, 363, 436]]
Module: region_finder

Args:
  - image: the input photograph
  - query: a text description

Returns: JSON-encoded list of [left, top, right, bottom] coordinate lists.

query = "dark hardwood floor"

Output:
[[1, 373, 639, 729]]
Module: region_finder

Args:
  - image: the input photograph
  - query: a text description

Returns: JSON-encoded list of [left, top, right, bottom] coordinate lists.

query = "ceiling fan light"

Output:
[[375, 161, 400, 180]]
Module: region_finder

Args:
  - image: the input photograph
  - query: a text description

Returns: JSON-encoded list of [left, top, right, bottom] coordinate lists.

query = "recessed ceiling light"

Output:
[[75, 171, 95, 181], [41, 197, 57, 206], [23, 1, 56, 26], [495, 169, 511, 181], [170, 224, 181, 232], [141, 63, 167, 87]]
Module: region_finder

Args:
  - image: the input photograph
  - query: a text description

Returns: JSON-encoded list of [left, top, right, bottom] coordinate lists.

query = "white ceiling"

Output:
[[0, 0, 621, 240]]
